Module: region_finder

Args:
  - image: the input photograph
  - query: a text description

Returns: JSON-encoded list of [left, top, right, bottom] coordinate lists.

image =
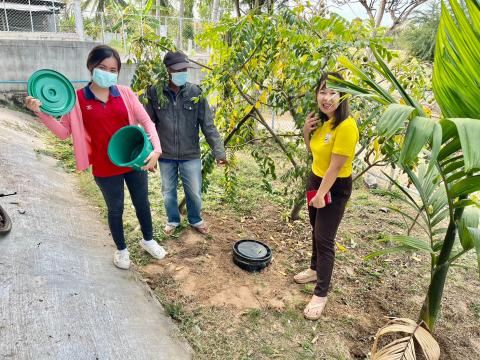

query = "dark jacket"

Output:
[[144, 83, 225, 161]]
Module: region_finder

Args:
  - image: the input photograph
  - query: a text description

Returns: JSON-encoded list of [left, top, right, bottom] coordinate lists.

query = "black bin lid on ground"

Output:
[[233, 240, 272, 272], [237, 240, 269, 259]]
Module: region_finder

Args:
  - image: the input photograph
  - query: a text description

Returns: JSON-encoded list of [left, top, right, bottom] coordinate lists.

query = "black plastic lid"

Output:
[[236, 240, 269, 259], [232, 240, 272, 272]]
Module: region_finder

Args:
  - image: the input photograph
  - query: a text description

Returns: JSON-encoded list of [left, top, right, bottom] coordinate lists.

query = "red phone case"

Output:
[[306, 190, 332, 205]]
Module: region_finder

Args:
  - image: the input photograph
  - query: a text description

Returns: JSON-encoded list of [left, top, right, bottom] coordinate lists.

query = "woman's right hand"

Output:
[[303, 112, 320, 135], [25, 96, 42, 113]]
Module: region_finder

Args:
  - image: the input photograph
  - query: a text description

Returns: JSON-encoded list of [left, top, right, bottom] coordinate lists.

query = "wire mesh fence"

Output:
[[0, 0, 75, 33], [81, 11, 210, 56], [0, 1, 209, 55]]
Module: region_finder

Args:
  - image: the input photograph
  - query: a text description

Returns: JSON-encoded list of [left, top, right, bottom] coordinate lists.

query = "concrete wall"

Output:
[[0, 31, 80, 41], [0, 39, 138, 92], [0, 38, 205, 108]]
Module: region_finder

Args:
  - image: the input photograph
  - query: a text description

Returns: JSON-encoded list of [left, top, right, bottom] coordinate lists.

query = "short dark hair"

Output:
[[86, 45, 121, 73], [315, 72, 350, 129]]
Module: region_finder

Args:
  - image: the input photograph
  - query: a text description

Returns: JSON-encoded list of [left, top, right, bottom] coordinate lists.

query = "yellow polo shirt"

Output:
[[310, 116, 359, 178]]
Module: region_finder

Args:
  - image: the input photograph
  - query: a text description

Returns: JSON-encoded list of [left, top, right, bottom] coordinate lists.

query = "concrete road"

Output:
[[0, 108, 192, 360]]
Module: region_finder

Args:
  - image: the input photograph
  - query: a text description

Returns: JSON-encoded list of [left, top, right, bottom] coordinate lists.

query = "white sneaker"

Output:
[[113, 250, 131, 270], [140, 240, 167, 260]]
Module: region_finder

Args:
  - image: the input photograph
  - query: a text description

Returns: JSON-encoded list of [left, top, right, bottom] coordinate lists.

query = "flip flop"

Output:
[[191, 224, 208, 235], [163, 224, 177, 235], [303, 297, 328, 320], [294, 269, 317, 284]]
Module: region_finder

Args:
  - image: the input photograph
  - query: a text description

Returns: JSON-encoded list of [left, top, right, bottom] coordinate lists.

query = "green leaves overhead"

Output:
[[449, 176, 480, 199], [335, 56, 396, 104], [192, 7, 395, 220], [457, 207, 480, 276], [370, 46, 424, 116], [376, 104, 415, 139], [433, 0, 480, 119], [447, 118, 480, 172], [399, 117, 439, 167], [458, 207, 480, 250]]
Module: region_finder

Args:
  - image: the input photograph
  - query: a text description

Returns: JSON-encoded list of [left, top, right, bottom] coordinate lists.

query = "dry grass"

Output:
[[41, 129, 480, 360]]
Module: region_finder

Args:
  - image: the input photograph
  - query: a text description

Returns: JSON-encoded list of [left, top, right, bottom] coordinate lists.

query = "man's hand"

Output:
[[142, 151, 161, 172]]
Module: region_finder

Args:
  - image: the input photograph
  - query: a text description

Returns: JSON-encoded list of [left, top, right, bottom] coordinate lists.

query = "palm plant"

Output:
[[82, 0, 127, 13], [329, 0, 480, 331], [110, 0, 160, 36]]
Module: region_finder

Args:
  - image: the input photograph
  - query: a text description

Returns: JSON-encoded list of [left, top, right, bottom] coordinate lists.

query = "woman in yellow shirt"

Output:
[[295, 71, 359, 320]]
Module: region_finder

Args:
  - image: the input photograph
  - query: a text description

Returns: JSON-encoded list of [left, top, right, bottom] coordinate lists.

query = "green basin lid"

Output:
[[27, 69, 76, 117]]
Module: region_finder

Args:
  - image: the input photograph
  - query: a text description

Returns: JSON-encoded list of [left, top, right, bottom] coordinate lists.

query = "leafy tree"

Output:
[[329, 0, 480, 331], [399, 1, 440, 62], [82, 0, 127, 14], [196, 9, 395, 219], [333, 0, 429, 30], [129, 7, 396, 219]]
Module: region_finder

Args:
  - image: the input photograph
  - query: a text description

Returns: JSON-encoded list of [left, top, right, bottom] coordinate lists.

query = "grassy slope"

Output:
[[38, 127, 480, 360]]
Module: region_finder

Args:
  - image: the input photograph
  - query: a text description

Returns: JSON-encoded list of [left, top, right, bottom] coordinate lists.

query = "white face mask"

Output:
[[171, 71, 188, 86], [92, 68, 118, 88]]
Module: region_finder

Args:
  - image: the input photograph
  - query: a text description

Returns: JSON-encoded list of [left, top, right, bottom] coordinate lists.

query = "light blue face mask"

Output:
[[171, 71, 188, 87], [92, 68, 118, 88]]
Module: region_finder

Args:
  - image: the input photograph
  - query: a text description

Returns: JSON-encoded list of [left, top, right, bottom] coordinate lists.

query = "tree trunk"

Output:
[[155, 0, 161, 35], [358, 0, 375, 23], [177, 0, 184, 50], [318, 0, 327, 17], [212, 0, 220, 22], [387, 166, 396, 191], [254, 0, 261, 13], [289, 188, 306, 221], [234, 0, 241, 17], [375, 0, 386, 27], [419, 206, 464, 331], [267, 0, 274, 14]]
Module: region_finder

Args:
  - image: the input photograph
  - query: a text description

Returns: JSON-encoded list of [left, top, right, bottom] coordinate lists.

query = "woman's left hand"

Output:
[[142, 151, 161, 172], [309, 192, 326, 209]]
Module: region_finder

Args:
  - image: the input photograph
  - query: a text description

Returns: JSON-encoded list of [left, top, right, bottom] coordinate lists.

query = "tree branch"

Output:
[[235, 0, 241, 17], [358, 0, 376, 22], [226, 133, 301, 148], [375, 0, 386, 27], [251, 113, 300, 169]]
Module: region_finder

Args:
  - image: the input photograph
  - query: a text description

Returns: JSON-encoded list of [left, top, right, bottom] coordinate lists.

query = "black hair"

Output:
[[315, 72, 350, 129], [86, 45, 121, 73]]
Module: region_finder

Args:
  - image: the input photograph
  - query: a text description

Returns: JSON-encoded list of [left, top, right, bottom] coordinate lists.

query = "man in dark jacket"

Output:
[[145, 51, 226, 235]]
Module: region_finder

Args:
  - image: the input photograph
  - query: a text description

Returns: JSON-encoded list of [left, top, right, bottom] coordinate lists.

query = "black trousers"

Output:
[[307, 172, 352, 297], [94, 171, 153, 250]]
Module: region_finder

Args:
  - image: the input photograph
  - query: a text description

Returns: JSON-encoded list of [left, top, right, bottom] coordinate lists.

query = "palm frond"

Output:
[[433, 0, 480, 119], [371, 318, 440, 360]]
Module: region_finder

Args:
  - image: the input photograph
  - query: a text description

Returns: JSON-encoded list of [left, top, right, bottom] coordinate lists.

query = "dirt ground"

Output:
[[33, 108, 479, 359], [138, 189, 480, 360]]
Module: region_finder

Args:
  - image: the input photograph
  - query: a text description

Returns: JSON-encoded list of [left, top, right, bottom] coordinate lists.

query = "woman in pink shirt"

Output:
[[25, 45, 166, 270]]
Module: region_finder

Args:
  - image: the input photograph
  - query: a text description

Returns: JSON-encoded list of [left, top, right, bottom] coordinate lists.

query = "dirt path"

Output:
[[0, 107, 192, 360]]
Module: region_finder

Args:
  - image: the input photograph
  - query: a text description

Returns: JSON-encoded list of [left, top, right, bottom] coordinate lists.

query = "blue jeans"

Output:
[[94, 171, 153, 250], [159, 159, 202, 227]]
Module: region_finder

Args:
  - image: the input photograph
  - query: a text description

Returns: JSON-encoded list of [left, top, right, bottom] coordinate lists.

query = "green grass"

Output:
[[164, 301, 185, 321], [301, 283, 315, 295], [35, 124, 480, 360], [470, 301, 480, 320]]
